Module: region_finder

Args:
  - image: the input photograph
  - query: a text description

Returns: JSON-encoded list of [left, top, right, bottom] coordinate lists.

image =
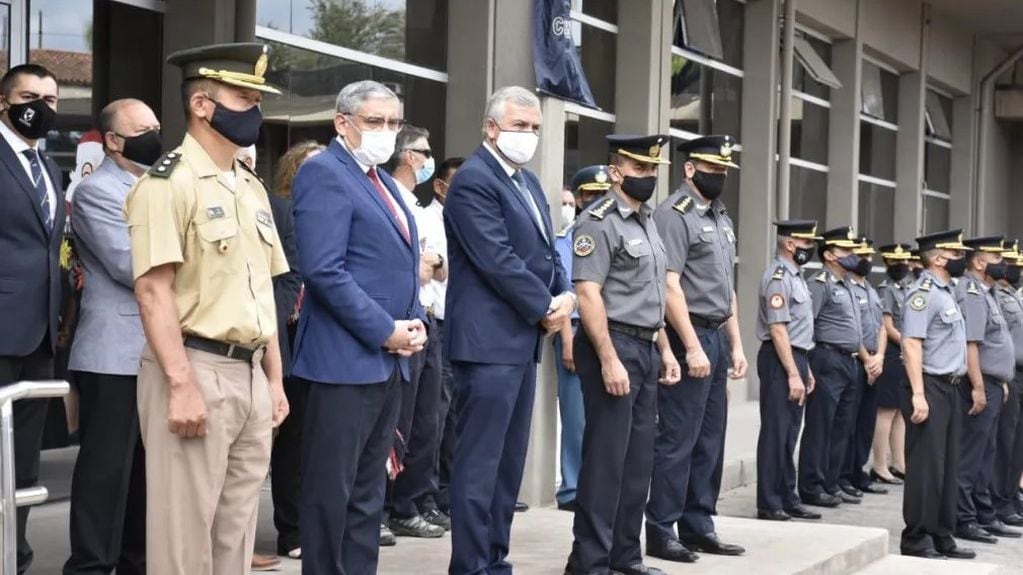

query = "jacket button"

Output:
[[545, 253, 552, 261]]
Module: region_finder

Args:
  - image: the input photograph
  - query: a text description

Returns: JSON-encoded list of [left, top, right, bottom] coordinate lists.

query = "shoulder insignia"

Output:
[[879, 280, 889, 288], [769, 293, 786, 309], [919, 278, 932, 292], [814, 271, 827, 283], [556, 228, 569, 238], [672, 196, 693, 215], [147, 151, 182, 179], [588, 197, 615, 220], [909, 293, 928, 311], [771, 266, 785, 281], [237, 157, 263, 183], [967, 281, 980, 296], [573, 234, 596, 257]]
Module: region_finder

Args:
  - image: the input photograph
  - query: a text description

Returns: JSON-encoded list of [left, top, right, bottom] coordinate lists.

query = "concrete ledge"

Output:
[[853, 554, 1003, 574], [721, 400, 760, 493]]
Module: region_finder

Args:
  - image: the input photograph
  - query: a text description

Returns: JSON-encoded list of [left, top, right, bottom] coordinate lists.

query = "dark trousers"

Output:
[[992, 374, 1023, 518], [798, 346, 857, 498], [300, 370, 401, 575], [0, 340, 53, 574], [431, 321, 456, 513], [390, 318, 444, 518], [448, 360, 535, 575], [957, 377, 1004, 527], [842, 363, 878, 490], [645, 326, 728, 541], [569, 331, 658, 574], [63, 372, 145, 575], [901, 375, 961, 553], [756, 344, 808, 512], [270, 375, 309, 553]]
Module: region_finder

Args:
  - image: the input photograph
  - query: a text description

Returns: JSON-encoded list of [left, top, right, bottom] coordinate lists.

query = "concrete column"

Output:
[[949, 95, 974, 230], [735, 0, 780, 399], [825, 36, 863, 228], [894, 72, 926, 236], [444, 0, 495, 156]]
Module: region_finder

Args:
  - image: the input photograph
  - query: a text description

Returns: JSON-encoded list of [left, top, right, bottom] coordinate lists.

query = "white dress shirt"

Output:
[[338, 135, 409, 231], [416, 199, 448, 319], [0, 119, 56, 225], [483, 141, 547, 242]]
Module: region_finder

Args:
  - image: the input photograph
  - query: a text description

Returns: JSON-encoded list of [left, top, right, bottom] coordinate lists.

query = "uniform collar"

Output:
[[679, 182, 725, 216], [965, 270, 991, 292], [610, 189, 650, 219], [775, 255, 800, 275], [922, 269, 950, 289]]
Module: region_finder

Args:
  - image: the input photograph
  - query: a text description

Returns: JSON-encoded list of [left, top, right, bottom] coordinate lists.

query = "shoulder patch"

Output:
[[573, 234, 596, 257], [672, 196, 693, 215], [919, 278, 932, 292], [587, 197, 615, 220], [769, 293, 786, 309], [967, 281, 980, 296], [908, 293, 928, 311], [771, 266, 785, 281], [237, 158, 263, 183], [814, 271, 827, 283], [147, 151, 181, 179]]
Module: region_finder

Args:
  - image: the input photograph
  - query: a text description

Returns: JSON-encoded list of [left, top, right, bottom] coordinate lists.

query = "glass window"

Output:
[[859, 121, 897, 181], [571, 0, 617, 24], [668, 140, 741, 229], [789, 165, 827, 225], [670, 59, 742, 137], [857, 182, 895, 247], [791, 97, 829, 165], [29, 0, 94, 187], [261, 41, 446, 191], [572, 21, 617, 112], [257, 0, 448, 72], [564, 116, 613, 186], [924, 141, 951, 193], [675, 0, 723, 60], [717, 0, 744, 70], [925, 90, 952, 141], [0, 5, 9, 67], [861, 61, 899, 123], [922, 195, 950, 234], [793, 35, 840, 91]]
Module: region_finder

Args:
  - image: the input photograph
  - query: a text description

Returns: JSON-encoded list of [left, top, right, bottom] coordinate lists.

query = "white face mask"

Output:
[[561, 205, 576, 228], [348, 122, 397, 166], [495, 129, 539, 165]]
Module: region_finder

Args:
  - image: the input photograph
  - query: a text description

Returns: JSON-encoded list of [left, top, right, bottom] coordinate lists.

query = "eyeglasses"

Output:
[[345, 114, 407, 131], [403, 148, 432, 158]]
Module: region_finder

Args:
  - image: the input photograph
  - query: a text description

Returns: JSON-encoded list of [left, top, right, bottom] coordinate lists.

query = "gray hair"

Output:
[[335, 80, 398, 115], [483, 86, 540, 127], [392, 125, 430, 167]]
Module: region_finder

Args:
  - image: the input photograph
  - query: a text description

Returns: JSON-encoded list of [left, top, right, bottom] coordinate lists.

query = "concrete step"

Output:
[[852, 554, 1003, 574], [721, 399, 759, 493]]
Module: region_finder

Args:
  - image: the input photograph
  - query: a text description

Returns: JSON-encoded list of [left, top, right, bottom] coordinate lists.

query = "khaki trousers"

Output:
[[138, 344, 272, 575]]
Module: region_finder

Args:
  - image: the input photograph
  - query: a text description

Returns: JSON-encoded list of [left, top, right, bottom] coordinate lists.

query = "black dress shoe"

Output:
[[614, 563, 667, 575], [557, 500, 579, 512], [680, 532, 745, 556], [757, 509, 791, 521], [901, 548, 946, 559], [870, 468, 903, 485], [889, 467, 905, 480], [859, 483, 889, 495], [646, 537, 699, 563], [937, 545, 977, 559], [839, 484, 864, 498], [830, 491, 861, 504], [784, 505, 822, 520], [999, 513, 1023, 526], [981, 520, 1022, 538], [514, 501, 529, 512], [801, 493, 842, 507], [955, 523, 998, 544]]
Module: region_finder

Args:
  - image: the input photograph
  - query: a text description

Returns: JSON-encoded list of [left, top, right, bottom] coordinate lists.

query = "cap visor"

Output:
[[218, 76, 281, 95], [826, 240, 861, 248], [688, 153, 739, 169]]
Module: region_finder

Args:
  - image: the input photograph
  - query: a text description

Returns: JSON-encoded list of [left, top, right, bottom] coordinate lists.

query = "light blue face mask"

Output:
[[415, 156, 436, 185]]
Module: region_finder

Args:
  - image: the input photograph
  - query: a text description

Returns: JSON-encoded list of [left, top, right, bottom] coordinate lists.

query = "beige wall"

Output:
[[928, 9, 974, 94], [860, 0, 922, 69]]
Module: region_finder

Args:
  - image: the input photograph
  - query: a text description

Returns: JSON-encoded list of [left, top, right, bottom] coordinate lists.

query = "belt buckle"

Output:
[[225, 343, 238, 359]]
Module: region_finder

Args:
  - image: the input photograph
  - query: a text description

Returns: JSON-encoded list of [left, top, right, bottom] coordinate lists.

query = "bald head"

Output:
[[100, 98, 159, 151]]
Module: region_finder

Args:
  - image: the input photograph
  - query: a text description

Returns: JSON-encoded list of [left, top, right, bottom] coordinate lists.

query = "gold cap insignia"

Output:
[[595, 170, 607, 184], [721, 142, 733, 158], [894, 245, 904, 255], [958, 232, 964, 243], [649, 145, 661, 158], [847, 229, 856, 240], [254, 50, 268, 79]]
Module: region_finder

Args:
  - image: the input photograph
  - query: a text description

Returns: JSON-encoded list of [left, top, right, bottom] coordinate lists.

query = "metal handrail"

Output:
[[0, 380, 69, 575]]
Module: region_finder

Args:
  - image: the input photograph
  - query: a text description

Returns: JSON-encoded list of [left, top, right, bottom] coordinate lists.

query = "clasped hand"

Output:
[[385, 319, 428, 356]]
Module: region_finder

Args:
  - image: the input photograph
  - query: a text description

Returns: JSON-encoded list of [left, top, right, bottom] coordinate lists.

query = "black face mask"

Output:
[[854, 258, 873, 277], [1006, 265, 1021, 286], [793, 246, 814, 266], [945, 257, 967, 278], [206, 97, 262, 147], [886, 263, 909, 283], [692, 170, 726, 201], [7, 98, 55, 140], [620, 175, 657, 203], [116, 130, 163, 167], [912, 267, 924, 280], [836, 254, 861, 273], [986, 261, 1009, 282]]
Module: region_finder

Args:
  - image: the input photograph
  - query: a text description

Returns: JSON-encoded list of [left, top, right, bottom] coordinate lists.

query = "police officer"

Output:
[[646, 134, 747, 561], [870, 243, 914, 485], [840, 238, 889, 497], [553, 165, 611, 511], [125, 43, 290, 575], [954, 236, 1020, 542], [754, 220, 822, 522], [798, 226, 876, 508], [992, 241, 1023, 526], [566, 135, 681, 575], [900, 230, 974, 560]]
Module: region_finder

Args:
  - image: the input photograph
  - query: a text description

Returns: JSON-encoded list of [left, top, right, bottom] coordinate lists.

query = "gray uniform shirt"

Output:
[[956, 272, 1015, 381], [902, 270, 966, 376], [807, 269, 863, 351], [878, 276, 913, 332], [995, 284, 1023, 367], [851, 278, 884, 354], [572, 192, 667, 330], [652, 184, 735, 321], [757, 256, 815, 350]]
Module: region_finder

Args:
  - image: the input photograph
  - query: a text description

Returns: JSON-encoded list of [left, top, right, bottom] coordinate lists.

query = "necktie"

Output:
[[367, 167, 411, 245], [22, 149, 51, 229], [511, 170, 547, 242]]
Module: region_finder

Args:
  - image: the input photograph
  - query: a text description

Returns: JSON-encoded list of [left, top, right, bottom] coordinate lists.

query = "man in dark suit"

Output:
[[444, 85, 575, 575], [0, 63, 65, 574], [292, 80, 427, 575]]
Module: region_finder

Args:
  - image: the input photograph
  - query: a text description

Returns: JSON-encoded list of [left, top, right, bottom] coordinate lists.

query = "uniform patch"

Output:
[[673, 196, 693, 214], [769, 293, 785, 309], [588, 197, 615, 220], [814, 271, 827, 283], [206, 206, 225, 219], [771, 266, 785, 281], [574, 234, 596, 257], [909, 294, 927, 311], [967, 281, 980, 296], [148, 151, 181, 179], [256, 209, 273, 227], [919, 278, 933, 292]]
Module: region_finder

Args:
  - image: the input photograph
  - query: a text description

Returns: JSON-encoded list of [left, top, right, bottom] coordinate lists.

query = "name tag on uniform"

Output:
[[858, 298, 867, 305], [724, 226, 735, 243], [943, 308, 959, 319], [627, 238, 644, 246], [256, 209, 273, 227], [206, 206, 225, 219], [702, 225, 715, 233], [832, 289, 847, 298]]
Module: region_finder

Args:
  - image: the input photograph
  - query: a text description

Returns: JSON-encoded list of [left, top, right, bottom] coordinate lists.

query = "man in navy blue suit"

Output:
[[292, 80, 428, 575], [0, 63, 65, 574], [444, 86, 576, 575]]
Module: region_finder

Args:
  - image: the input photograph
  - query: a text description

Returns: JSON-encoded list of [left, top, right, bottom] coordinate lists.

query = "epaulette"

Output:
[[879, 280, 889, 288], [556, 229, 568, 238], [919, 277, 933, 292], [672, 195, 693, 215], [967, 281, 980, 296], [588, 197, 615, 220], [147, 151, 182, 179], [237, 158, 264, 183], [814, 271, 827, 283], [771, 266, 785, 281]]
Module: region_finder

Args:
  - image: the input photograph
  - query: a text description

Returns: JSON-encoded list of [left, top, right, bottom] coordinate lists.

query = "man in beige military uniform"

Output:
[[125, 43, 290, 575]]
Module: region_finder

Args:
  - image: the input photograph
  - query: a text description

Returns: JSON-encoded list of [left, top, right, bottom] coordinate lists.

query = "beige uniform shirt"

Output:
[[125, 134, 289, 346]]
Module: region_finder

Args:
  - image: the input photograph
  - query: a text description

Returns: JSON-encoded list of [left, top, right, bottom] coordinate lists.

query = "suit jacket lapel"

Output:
[[330, 140, 411, 251], [476, 146, 548, 244], [0, 135, 48, 230]]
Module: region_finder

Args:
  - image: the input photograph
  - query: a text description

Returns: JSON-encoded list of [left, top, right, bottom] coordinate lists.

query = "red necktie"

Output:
[[367, 167, 411, 245]]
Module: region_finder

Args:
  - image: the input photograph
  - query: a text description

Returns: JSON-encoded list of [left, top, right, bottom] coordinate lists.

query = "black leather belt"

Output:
[[184, 335, 261, 362], [690, 314, 728, 330], [819, 342, 859, 359], [608, 321, 658, 343], [792, 346, 809, 355], [926, 372, 963, 386]]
